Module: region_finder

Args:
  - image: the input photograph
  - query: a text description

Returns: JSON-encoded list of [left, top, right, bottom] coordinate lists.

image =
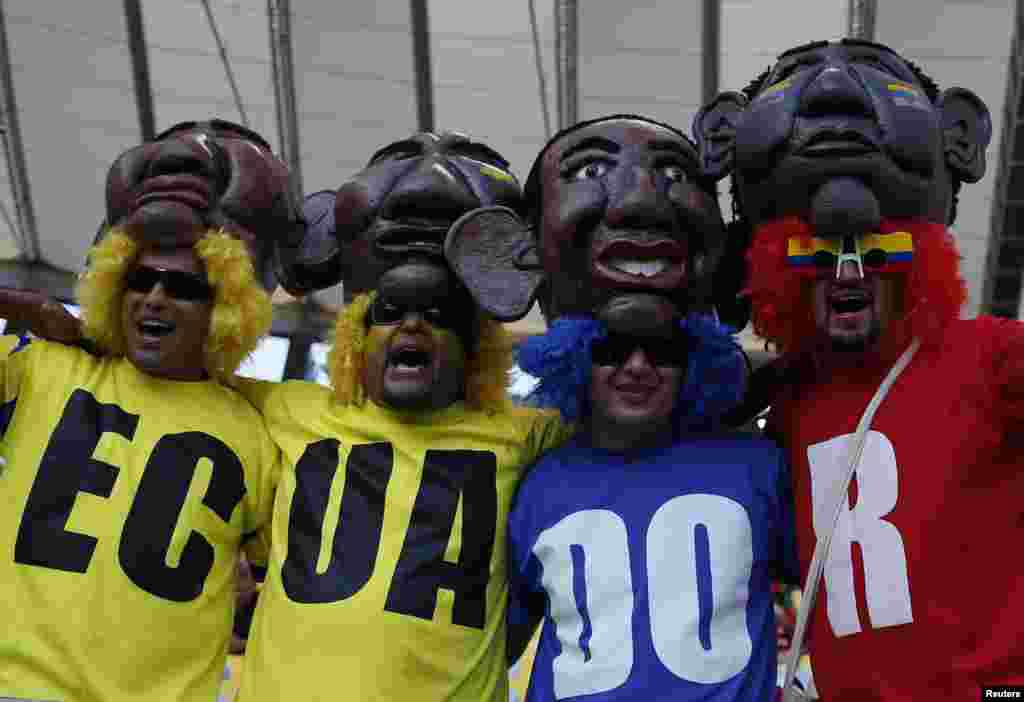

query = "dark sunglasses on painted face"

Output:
[[368, 298, 460, 330], [590, 333, 690, 368], [124, 266, 214, 302]]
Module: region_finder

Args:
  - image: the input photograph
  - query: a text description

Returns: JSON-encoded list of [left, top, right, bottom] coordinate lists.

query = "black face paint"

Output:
[[373, 260, 477, 349]]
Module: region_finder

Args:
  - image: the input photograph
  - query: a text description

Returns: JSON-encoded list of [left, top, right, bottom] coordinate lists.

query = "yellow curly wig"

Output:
[[327, 291, 513, 412], [76, 227, 272, 384]]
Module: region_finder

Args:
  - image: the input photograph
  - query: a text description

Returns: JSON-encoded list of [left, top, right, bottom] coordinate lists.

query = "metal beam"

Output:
[[702, 0, 720, 105], [268, 0, 303, 201], [0, 0, 39, 261], [528, 0, 552, 139], [409, 0, 435, 132], [982, 5, 1024, 318], [555, 0, 578, 129], [846, 0, 877, 40], [201, 0, 249, 128], [554, 0, 562, 129], [122, 0, 156, 141]]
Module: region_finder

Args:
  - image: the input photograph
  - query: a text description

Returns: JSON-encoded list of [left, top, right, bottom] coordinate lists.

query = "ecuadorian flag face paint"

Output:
[[787, 231, 913, 277]]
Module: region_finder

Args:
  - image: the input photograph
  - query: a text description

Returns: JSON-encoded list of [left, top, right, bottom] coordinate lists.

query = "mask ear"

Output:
[[937, 87, 992, 184], [693, 91, 748, 181], [273, 190, 341, 296], [444, 206, 544, 322]]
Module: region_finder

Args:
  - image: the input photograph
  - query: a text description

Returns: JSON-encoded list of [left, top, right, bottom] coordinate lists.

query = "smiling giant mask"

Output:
[[444, 115, 727, 328]]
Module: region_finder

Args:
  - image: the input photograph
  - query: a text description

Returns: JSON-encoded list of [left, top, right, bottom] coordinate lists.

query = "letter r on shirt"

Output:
[[807, 430, 914, 637]]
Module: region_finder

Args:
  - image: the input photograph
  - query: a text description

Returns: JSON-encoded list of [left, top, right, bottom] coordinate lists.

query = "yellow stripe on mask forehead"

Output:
[[479, 164, 515, 183], [759, 78, 792, 97]]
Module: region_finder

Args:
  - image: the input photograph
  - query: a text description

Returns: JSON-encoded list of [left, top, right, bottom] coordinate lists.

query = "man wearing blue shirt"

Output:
[[493, 115, 799, 702]]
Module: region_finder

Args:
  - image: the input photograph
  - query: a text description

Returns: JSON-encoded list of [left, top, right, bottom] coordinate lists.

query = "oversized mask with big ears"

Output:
[[275, 130, 521, 298], [692, 39, 992, 325], [104, 119, 302, 289], [444, 115, 728, 325]]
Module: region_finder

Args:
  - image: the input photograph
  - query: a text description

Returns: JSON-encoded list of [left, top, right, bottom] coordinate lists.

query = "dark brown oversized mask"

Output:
[[445, 115, 727, 322], [693, 39, 992, 327], [104, 119, 302, 289], [275, 130, 522, 298]]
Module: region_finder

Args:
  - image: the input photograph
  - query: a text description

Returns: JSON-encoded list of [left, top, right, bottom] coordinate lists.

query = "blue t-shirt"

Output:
[[508, 434, 797, 702]]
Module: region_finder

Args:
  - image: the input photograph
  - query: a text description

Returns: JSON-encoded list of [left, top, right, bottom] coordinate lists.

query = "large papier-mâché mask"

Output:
[[445, 116, 725, 323], [105, 119, 302, 290], [693, 39, 992, 329], [276, 131, 521, 298], [695, 39, 991, 230]]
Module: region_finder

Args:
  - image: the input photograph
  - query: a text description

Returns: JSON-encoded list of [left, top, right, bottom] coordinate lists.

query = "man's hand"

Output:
[[0, 289, 84, 346], [35, 300, 84, 346], [230, 555, 260, 654]]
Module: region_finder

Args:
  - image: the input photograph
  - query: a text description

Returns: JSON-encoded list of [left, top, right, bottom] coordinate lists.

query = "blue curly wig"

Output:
[[516, 314, 746, 429]]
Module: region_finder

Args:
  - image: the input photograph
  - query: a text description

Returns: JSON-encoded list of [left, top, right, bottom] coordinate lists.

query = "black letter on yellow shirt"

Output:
[[15, 389, 137, 573], [283, 441, 394, 603], [119, 431, 245, 601], [384, 449, 497, 629]]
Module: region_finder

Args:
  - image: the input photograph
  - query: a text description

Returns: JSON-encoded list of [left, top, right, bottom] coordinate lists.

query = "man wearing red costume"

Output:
[[695, 39, 1022, 699]]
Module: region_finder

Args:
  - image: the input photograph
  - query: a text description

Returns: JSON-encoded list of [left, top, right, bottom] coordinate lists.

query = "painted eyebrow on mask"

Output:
[[559, 136, 621, 164], [646, 139, 698, 162]]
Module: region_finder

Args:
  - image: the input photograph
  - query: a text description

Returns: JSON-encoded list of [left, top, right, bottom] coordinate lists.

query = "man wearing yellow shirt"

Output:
[[0, 120, 291, 702], [234, 131, 569, 702], [24, 129, 569, 701]]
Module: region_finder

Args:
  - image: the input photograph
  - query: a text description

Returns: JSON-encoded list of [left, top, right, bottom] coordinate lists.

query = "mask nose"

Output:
[[379, 157, 479, 222], [799, 64, 875, 119], [604, 166, 676, 231]]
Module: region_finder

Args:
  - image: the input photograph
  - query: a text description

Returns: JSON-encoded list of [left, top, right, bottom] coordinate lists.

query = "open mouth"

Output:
[[828, 290, 872, 315], [387, 343, 434, 373], [135, 175, 213, 211], [800, 130, 877, 157], [593, 237, 687, 289], [137, 318, 175, 340]]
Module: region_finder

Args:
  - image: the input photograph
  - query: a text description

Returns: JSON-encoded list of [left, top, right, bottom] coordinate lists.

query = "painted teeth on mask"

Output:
[[606, 258, 672, 277]]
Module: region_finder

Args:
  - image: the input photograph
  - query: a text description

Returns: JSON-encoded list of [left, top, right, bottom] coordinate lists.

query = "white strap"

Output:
[[781, 339, 920, 701]]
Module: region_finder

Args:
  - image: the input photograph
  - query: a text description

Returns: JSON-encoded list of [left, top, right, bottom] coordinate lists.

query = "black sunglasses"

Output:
[[591, 333, 690, 368], [124, 266, 214, 302], [368, 298, 460, 330]]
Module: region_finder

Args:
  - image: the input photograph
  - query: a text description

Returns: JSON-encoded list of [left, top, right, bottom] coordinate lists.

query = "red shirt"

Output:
[[774, 316, 1024, 700]]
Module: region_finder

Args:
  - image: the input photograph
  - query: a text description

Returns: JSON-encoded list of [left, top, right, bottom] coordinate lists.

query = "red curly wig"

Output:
[[747, 217, 966, 355]]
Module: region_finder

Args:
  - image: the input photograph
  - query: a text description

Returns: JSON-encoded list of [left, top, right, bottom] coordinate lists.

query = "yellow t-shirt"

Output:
[[236, 379, 569, 702], [0, 338, 279, 702]]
